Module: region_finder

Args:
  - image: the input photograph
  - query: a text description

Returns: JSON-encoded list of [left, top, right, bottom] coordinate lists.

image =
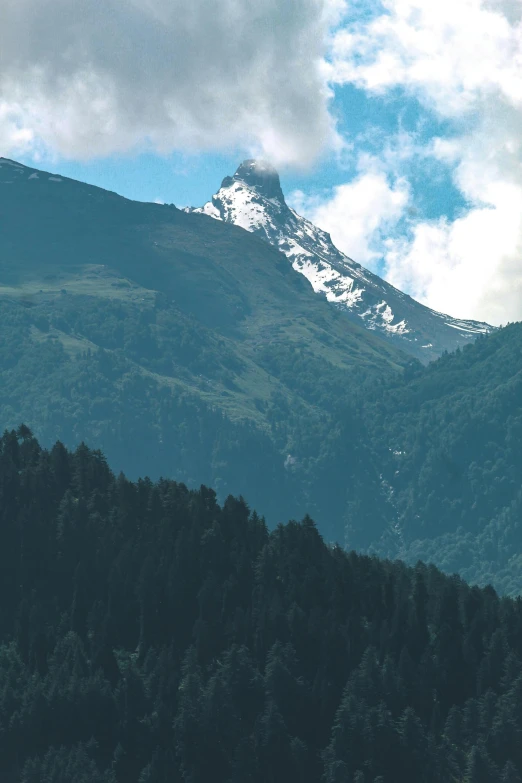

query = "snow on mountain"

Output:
[[186, 159, 494, 362]]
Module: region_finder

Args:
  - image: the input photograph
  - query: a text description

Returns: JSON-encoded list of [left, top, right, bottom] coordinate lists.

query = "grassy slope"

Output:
[[0, 158, 406, 410], [0, 157, 410, 525]]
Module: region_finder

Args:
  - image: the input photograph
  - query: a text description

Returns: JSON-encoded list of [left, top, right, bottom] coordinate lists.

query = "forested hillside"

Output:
[[358, 323, 522, 596], [1, 430, 522, 783], [1, 159, 522, 596]]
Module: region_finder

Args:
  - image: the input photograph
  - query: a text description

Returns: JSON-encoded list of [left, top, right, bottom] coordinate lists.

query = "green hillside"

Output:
[[0, 157, 408, 524]]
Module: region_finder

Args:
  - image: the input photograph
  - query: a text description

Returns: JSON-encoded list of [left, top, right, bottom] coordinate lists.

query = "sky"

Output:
[[1, 0, 522, 326]]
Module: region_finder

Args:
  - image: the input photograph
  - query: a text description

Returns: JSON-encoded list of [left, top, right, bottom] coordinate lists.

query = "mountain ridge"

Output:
[[2, 155, 522, 596], [0, 153, 409, 524], [187, 159, 494, 362]]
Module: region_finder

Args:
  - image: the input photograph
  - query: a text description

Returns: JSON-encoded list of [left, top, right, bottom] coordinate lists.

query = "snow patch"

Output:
[[445, 320, 490, 334], [285, 240, 313, 259], [196, 201, 221, 220]]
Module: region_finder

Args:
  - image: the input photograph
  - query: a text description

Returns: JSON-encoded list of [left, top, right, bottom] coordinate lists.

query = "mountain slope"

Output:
[[2, 156, 521, 596], [0, 156, 406, 371], [0, 155, 408, 523], [354, 323, 522, 596], [188, 159, 494, 362]]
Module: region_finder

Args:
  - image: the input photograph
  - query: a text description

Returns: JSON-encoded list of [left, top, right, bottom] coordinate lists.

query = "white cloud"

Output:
[[384, 192, 522, 324], [0, 0, 345, 166], [323, 0, 522, 325], [382, 110, 522, 324], [330, 0, 522, 115], [290, 160, 410, 266]]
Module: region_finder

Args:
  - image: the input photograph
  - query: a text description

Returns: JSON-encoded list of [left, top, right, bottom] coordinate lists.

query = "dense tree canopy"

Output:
[[1, 429, 522, 782], [2, 293, 522, 594], [363, 324, 522, 595]]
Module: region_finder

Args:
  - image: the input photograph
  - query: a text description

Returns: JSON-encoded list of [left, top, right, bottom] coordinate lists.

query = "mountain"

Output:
[[188, 159, 494, 363], [1, 431, 522, 783], [0, 155, 407, 524], [1, 156, 521, 596]]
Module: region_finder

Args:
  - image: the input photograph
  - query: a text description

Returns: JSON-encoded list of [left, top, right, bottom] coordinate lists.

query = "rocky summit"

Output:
[[187, 159, 494, 362]]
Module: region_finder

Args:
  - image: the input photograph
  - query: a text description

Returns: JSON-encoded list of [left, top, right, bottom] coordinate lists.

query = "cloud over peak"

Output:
[[0, 0, 344, 165], [309, 0, 522, 325]]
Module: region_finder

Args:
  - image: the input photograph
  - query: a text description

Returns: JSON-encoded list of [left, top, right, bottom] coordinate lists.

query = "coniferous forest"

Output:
[[2, 428, 522, 783]]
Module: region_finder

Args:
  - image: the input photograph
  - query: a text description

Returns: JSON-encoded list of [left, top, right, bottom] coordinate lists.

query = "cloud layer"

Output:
[[0, 0, 342, 165], [2, 0, 521, 325], [311, 0, 522, 325]]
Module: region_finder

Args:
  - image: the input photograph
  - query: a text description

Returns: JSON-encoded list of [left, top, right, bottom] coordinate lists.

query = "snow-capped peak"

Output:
[[186, 160, 494, 362], [231, 159, 285, 203], [195, 159, 289, 235]]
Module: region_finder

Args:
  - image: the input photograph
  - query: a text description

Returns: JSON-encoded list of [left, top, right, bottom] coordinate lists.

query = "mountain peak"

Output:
[[189, 161, 495, 362], [224, 159, 285, 202]]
